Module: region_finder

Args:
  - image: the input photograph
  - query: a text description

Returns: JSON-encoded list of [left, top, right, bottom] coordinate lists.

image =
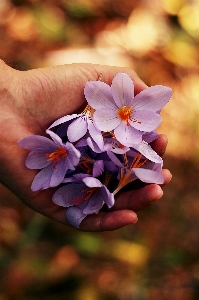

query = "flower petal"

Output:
[[84, 81, 116, 110], [142, 131, 159, 143], [83, 176, 103, 188], [52, 183, 86, 207], [83, 185, 114, 214], [18, 135, 55, 151], [93, 160, 104, 177], [76, 137, 88, 148], [87, 118, 104, 150], [132, 141, 163, 163], [133, 85, 172, 112], [133, 168, 164, 184], [111, 73, 134, 107], [94, 108, 120, 131], [67, 117, 88, 142], [26, 150, 51, 169], [50, 159, 68, 187], [114, 122, 142, 146], [152, 162, 162, 172], [48, 114, 79, 129], [87, 137, 103, 153], [65, 157, 75, 171], [46, 130, 63, 145], [106, 150, 124, 168], [130, 110, 162, 132], [66, 206, 87, 228], [31, 165, 53, 191], [101, 186, 115, 208], [65, 142, 81, 166], [83, 194, 104, 214]]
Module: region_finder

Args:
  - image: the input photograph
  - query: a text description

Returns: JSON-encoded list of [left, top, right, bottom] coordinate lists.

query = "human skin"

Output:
[[0, 59, 171, 231]]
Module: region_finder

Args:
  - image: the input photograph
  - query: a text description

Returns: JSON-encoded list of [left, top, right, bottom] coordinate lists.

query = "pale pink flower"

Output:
[[84, 73, 172, 146]]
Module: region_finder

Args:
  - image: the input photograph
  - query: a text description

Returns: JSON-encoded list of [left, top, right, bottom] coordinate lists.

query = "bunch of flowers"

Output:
[[19, 73, 172, 228]]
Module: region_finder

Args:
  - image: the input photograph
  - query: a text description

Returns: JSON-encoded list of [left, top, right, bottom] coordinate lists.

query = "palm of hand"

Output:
[[0, 63, 171, 231]]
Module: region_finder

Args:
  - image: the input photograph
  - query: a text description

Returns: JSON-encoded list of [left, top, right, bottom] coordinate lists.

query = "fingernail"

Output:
[[150, 190, 163, 204]]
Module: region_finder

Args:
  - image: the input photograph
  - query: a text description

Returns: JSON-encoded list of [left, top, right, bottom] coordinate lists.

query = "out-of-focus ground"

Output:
[[1, 0, 199, 299]]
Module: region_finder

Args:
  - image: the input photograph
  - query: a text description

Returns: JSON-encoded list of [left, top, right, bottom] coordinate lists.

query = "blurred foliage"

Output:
[[1, 0, 199, 299]]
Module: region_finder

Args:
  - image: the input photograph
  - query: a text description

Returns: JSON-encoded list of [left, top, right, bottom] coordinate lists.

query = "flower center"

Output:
[[113, 153, 148, 195], [71, 187, 100, 206], [130, 153, 148, 169], [82, 104, 95, 117], [117, 105, 133, 126], [46, 147, 67, 169], [78, 155, 94, 174]]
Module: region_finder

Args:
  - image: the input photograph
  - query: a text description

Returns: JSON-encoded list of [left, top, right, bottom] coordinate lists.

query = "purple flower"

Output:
[[66, 207, 88, 228], [18, 130, 80, 191], [48, 105, 104, 151], [17, 71, 172, 229], [129, 140, 163, 165], [78, 154, 104, 177], [113, 164, 164, 195], [52, 176, 115, 228], [105, 141, 164, 195], [84, 73, 172, 146]]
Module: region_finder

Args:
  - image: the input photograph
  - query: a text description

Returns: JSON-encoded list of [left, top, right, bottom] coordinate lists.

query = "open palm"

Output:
[[0, 61, 171, 231]]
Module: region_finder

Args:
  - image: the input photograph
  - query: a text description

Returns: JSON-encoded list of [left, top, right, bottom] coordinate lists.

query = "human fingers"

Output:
[[79, 209, 138, 232], [22, 188, 138, 231], [18, 64, 147, 131], [22, 187, 138, 231], [150, 134, 168, 157], [85, 64, 148, 94]]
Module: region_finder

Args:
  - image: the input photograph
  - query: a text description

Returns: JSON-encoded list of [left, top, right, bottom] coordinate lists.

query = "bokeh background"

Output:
[[1, 0, 199, 299]]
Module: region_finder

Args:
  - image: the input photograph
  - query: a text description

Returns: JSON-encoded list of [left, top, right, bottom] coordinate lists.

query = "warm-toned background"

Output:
[[1, 0, 199, 299]]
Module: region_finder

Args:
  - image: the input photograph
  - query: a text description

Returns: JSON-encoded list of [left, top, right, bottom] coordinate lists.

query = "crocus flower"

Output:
[[48, 105, 104, 150], [78, 153, 104, 177], [52, 176, 115, 227], [18, 130, 80, 191], [113, 165, 164, 195], [84, 73, 172, 146], [103, 139, 164, 195], [112, 149, 164, 195], [18, 71, 172, 230]]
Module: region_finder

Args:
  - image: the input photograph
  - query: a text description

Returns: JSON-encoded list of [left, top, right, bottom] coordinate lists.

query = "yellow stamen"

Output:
[[123, 152, 129, 168], [46, 147, 67, 169], [79, 155, 94, 174], [71, 187, 100, 206], [131, 153, 148, 169], [82, 104, 95, 117], [114, 153, 148, 195], [118, 105, 133, 126], [79, 161, 92, 174]]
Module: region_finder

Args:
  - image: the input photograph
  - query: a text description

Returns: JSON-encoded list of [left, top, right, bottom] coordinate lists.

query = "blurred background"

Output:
[[1, 0, 199, 299]]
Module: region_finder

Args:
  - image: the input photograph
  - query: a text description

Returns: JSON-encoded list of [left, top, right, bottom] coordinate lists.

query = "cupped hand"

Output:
[[0, 61, 171, 231]]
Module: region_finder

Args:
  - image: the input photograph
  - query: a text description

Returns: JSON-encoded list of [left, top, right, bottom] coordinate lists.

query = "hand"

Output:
[[0, 60, 171, 231]]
